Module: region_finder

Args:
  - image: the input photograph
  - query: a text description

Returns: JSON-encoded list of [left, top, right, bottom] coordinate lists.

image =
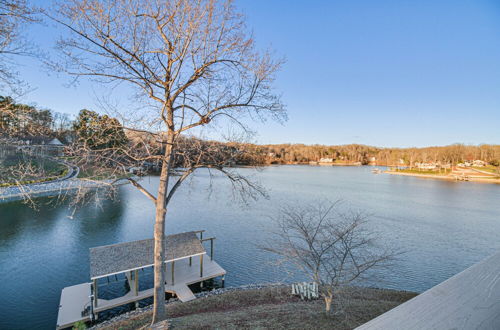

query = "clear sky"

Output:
[[12, 0, 500, 147]]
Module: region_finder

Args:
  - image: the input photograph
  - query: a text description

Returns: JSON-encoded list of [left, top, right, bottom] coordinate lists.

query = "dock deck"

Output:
[[57, 231, 226, 329], [356, 250, 500, 330], [56, 283, 91, 330], [57, 258, 225, 329], [94, 258, 225, 312]]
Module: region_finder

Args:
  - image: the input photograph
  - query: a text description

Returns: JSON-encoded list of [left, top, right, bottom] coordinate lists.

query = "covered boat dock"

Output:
[[56, 230, 226, 329]]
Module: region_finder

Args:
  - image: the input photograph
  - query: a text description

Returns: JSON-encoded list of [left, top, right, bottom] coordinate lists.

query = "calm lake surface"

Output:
[[1, 165, 499, 329]]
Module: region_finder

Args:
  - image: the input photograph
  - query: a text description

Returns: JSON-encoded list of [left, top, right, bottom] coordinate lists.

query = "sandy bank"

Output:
[[385, 171, 500, 184]]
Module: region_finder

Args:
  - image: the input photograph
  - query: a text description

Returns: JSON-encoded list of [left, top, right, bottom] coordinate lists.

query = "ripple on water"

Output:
[[1, 166, 499, 329]]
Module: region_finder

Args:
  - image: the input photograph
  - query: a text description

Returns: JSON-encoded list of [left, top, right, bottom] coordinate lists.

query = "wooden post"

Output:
[[200, 254, 204, 277], [93, 279, 98, 308], [134, 270, 139, 296], [200, 231, 203, 240], [189, 256, 192, 266], [90, 282, 95, 321], [171, 261, 175, 285], [210, 238, 214, 260], [134, 269, 139, 308], [164, 262, 168, 284], [222, 275, 225, 288]]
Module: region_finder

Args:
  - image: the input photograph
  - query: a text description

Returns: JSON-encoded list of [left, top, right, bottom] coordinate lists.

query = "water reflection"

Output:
[[1, 166, 499, 329]]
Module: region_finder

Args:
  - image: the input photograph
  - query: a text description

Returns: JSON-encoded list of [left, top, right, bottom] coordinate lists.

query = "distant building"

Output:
[[19, 136, 65, 156], [472, 160, 485, 167], [48, 138, 64, 146], [319, 158, 333, 163], [22, 136, 64, 146], [415, 162, 437, 170]]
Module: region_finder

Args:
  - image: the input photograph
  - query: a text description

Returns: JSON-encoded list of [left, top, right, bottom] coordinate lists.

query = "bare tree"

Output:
[[264, 201, 395, 314], [46, 0, 285, 324], [0, 0, 36, 93]]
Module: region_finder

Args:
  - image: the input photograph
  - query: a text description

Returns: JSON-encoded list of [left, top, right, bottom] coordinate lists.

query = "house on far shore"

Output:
[[415, 162, 437, 170], [318, 157, 334, 166], [472, 160, 485, 167]]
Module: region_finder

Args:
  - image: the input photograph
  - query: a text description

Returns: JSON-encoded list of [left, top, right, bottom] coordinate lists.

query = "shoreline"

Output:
[[89, 283, 417, 330], [0, 178, 130, 204], [385, 171, 500, 184]]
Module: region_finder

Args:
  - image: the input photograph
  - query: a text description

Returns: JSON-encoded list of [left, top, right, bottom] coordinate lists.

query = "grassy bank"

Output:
[[472, 166, 500, 175], [0, 154, 67, 186], [391, 168, 451, 175], [94, 286, 417, 330]]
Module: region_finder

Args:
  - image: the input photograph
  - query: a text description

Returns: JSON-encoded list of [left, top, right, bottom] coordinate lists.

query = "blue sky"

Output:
[[12, 0, 500, 147]]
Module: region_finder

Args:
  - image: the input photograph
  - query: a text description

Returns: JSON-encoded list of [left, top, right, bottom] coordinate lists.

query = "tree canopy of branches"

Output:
[[48, 0, 285, 323], [73, 109, 128, 150], [264, 201, 395, 314], [0, 0, 36, 92]]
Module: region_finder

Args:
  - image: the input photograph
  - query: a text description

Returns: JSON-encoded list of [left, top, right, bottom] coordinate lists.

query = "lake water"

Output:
[[1, 165, 499, 329]]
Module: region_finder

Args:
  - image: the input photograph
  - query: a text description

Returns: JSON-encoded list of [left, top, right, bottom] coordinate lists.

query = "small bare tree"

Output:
[[264, 201, 395, 314], [46, 0, 285, 324]]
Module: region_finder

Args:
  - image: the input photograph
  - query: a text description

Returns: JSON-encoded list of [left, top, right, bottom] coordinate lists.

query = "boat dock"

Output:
[[56, 230, 226, 329]]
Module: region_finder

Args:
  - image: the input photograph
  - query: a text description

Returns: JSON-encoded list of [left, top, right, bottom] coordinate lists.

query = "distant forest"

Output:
[[1, 97, 499, 167], [243, 143, 500, 166]]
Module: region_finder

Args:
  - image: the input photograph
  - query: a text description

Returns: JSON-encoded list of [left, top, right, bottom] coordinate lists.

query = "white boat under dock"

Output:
[[56, 231, 225, 330]]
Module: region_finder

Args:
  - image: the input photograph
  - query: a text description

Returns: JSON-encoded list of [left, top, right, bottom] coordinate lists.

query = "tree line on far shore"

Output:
[[1, 99, 498, 169], [257, 143, 500, 167]]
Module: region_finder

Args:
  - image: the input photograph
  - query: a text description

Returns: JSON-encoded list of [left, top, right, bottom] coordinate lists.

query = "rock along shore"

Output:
[[0, 178, 130, 203]]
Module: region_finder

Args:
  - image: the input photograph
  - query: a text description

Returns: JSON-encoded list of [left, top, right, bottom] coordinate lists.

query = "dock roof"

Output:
[[89, 231, 205, 279]]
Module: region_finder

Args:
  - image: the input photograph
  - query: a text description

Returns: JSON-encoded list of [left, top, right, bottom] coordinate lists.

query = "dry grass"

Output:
[[96, 286, 417, 330]]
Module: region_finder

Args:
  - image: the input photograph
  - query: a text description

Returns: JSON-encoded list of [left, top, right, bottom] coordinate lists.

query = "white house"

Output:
[[472, 160, 485, 167], [415, 162, 437, 170]]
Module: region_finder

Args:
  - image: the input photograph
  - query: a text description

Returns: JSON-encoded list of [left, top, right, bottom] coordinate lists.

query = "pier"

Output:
[[56, 230, 225, 329]]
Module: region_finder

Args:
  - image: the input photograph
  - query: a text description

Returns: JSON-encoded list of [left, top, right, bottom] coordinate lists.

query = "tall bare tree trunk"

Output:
[[151, 131, 174, 324]]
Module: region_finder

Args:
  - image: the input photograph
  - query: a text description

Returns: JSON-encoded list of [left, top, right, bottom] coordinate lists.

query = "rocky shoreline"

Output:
[[0, 177, 130, 203]]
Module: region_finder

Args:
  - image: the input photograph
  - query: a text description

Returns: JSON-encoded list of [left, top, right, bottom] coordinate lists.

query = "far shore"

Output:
[[385, 171, 500, 184]]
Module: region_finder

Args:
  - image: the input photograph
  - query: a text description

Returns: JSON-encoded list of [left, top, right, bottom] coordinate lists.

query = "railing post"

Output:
[[93, 279, 98, 308], [164, 262, 167, 284], [189, 256, 192, 266], [90, 285, 95, 321], [210, 238, 214, 260], [134, 270, 139, 296], [171, 261, 175, 285], [200, 254, 204, 277]]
